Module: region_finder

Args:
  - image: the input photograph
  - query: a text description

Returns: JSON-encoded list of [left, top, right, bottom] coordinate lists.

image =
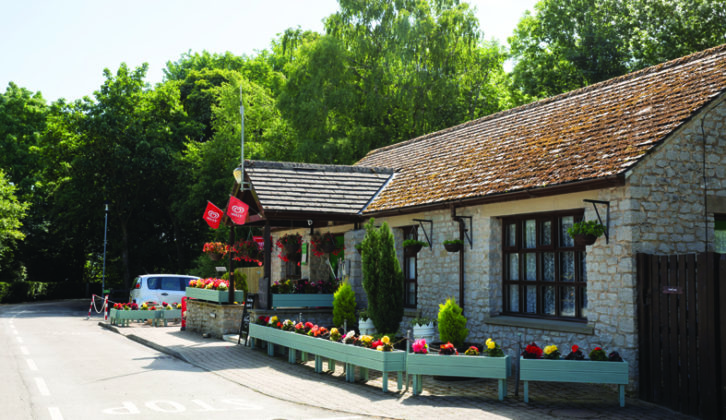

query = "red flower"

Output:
[[572, 345, 579, 353], [594, 346, 602, 351]]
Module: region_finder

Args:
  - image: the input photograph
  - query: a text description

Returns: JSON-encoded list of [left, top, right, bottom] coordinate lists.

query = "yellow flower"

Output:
[[360, 335, 372, 343], [382, 336, 390, 344], [330, 328, 339, 335], [376, 345, 384, 351], [544, 345, 558, 355], [486, 338, 496, 350]]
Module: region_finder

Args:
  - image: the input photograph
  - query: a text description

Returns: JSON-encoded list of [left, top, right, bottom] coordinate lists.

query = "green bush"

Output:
[[361, 219, 404, 333], [333, 281, 357, 328], [438, 297, 469, 348]]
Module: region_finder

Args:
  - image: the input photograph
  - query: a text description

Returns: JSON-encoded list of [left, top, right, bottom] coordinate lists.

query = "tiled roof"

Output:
[[245, 160, 394, 215], [356, 44, 726, 213]]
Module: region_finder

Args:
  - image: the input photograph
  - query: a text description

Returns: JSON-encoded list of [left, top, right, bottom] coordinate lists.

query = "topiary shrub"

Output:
[[438, 297, 469, 348], [333, 281, 357, 329], [361, 218, 404, 333]]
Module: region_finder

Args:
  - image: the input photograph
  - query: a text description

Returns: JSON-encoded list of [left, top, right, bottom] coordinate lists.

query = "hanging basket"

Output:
[[573, 234, 598, 247], [321, 241, 336, 254], [404, 243, 423, 257], [444, 242, 462, 253], [208, 252, 223, 261], [284, 242, 300, 257]]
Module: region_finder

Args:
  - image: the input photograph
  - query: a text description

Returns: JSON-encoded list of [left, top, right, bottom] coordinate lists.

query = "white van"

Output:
[[129, 274, 199, 304]]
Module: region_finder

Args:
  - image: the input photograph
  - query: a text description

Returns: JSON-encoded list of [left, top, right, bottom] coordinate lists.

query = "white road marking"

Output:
[[26, 359, 38, 371], [48, 407, 63, 420], [19, 346, 29, 355], [16, 336, 23, 343], [34, 377, 50, 396]]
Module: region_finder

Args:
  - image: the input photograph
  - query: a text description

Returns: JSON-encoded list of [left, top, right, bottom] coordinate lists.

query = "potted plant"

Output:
[[443, 239, 463, 252], [410, 314, 436, 343], [358, 309, 375, 335], [202, 242, 227, 261], [276, 233, 302, 259], [437, 297, 468, 349], [403, 239, 428, 257], [567, 220, 605, 246]]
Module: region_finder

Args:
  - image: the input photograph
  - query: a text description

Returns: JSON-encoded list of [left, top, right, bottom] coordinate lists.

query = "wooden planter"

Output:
[[271, 294, 334, 309], [519, 358, 629, 406], [186, 287, 245, 303], [407, 354, 510, 399], [247, 324, 405, 392], [109, 308, 160, 326], [444, 242, 462, 252], [340, 344, 406, 392], [159, 309, 182, 326]]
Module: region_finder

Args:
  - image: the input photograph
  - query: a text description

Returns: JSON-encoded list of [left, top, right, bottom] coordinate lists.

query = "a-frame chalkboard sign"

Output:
[[238, 293, 256, 345]]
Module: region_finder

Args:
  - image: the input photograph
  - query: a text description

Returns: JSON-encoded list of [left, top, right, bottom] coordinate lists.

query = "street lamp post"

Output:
[[102, 203, 109, 296]]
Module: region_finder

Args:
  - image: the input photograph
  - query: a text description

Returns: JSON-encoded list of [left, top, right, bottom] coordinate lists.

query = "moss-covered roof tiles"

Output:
[[356, 44, 726, 214]]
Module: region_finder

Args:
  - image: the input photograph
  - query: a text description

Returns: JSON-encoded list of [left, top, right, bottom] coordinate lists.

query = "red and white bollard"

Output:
[[87, 294, 96, 319], [103, 295, 109, 321]]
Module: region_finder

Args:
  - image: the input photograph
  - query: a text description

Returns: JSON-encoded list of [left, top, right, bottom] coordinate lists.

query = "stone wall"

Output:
[[185, 300, 244, 339]]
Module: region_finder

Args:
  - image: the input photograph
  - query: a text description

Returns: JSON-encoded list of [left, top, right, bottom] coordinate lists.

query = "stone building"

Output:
[[236, 44, 726, 387]]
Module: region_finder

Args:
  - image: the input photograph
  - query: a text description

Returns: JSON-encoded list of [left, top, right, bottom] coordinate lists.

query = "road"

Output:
[[0, 299, 366, 420]]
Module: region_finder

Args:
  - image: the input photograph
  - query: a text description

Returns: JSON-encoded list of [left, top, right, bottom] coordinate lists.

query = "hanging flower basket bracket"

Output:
[[452, 214, 473, 250], [412, 218, 433, 248], [583, 199, 610, 244]]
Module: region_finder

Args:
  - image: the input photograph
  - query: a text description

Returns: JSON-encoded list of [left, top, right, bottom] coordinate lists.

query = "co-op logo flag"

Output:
[[201, 196, 249, 229]]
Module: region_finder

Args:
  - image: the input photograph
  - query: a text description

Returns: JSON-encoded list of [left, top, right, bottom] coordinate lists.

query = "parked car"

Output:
[[129, 274, 199, 304]]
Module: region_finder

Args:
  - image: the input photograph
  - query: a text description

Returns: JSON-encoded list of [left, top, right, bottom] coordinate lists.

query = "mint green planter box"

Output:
[[159, 309, 182, 326], [271, 294, 334, 308], [109, 309, 159, 326], [340, 345, 406, 392], [520, 358, 629, 406], [186, 287, 244, 303], [407, 354, 510, 400], [247, 324, 405, 392]]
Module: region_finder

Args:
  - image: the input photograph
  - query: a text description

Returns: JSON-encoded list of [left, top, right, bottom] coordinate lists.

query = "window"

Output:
[[715, 215, 726, 253], [403, 226, 418, 308], [502, 210, 587, 320]]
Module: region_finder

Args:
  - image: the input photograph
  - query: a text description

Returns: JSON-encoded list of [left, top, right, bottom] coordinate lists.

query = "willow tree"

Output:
[[361, 219, 404, 333]]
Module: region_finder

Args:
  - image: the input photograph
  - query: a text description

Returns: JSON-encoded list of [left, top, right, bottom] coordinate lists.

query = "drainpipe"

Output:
[[457, 218, 465, 311], [451, 206, 466, 311]]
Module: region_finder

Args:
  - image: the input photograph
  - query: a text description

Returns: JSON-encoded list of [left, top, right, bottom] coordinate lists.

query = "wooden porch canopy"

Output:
[[234, 160, 395, 228], [230, 160, 395, 309]]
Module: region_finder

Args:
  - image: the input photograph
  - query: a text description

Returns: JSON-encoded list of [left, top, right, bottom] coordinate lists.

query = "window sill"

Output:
[[484, 315, 595, 335]]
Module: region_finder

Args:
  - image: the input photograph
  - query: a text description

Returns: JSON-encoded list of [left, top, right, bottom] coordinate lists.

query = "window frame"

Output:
[[501, 209, 588, 322]]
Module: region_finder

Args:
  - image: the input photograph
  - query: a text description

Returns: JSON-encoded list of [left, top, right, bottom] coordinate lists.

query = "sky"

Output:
[[0, 0, 538, 103]]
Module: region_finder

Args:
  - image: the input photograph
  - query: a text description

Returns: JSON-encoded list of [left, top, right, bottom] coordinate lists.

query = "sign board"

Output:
[[215, 266, 227, 273], [238, 293, 256, 345], [301, 243, 308, 265], [662, 285, 683, 295]]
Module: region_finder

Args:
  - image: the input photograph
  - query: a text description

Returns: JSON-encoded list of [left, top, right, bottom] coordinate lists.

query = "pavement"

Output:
[[98, 319, 696, 420]]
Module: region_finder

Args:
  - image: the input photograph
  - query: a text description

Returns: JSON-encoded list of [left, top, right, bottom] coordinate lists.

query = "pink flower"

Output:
[[412, 339, 428, 354]]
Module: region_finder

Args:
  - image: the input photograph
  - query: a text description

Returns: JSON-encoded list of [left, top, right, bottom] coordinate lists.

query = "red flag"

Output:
[[202, 201, 223, 229], [226, 196, 249, 225]]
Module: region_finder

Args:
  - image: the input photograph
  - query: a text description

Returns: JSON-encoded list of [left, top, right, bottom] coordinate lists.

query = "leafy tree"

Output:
[[279, 0, 507, 163], [0, 170, 28, 271], [0, 83, 48, 200], [360, 219, 404, 333], [508, 0, 726, 102], [437, 297, 468, 348]]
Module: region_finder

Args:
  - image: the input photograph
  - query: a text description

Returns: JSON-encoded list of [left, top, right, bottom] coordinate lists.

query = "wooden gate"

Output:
[[637, 253, 726, 419]]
